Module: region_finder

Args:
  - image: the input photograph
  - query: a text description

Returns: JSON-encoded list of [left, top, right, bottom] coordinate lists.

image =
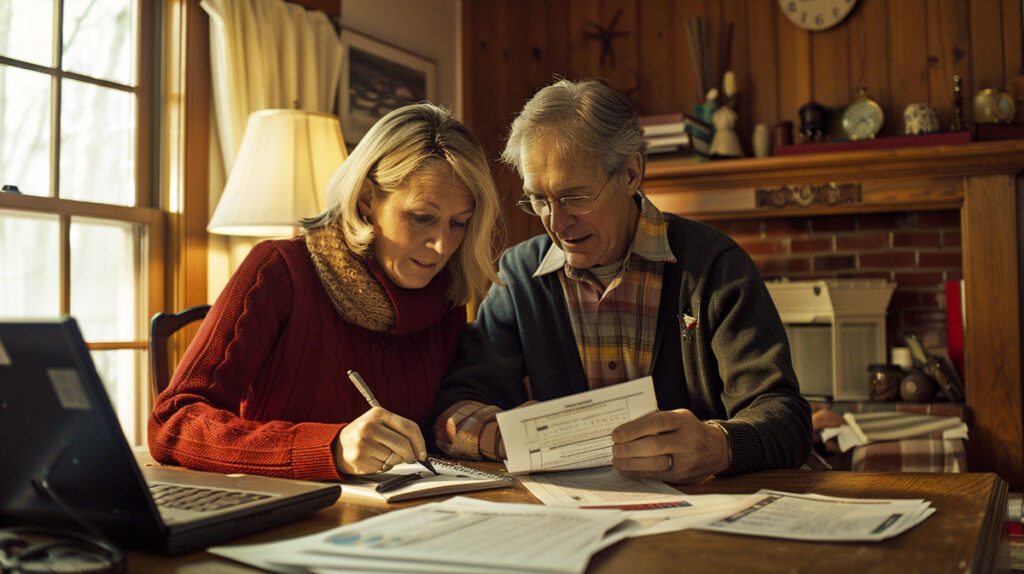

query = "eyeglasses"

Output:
[[0, 527, 124, 574], [516, 171, 617, 217]]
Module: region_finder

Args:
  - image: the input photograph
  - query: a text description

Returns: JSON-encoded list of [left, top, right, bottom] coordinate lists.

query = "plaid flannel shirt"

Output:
[[435, 194, 675, 459]]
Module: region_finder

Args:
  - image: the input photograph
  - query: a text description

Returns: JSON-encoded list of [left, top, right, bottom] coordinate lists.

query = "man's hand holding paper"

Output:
[[610, 409, 730, 484]]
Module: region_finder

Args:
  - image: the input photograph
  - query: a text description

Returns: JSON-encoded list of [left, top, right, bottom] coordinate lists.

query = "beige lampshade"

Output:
[[207, 109, 348, 236]]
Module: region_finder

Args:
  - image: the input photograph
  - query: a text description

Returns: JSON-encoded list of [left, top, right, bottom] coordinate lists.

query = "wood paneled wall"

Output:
[[463, 0, 1024, 246]]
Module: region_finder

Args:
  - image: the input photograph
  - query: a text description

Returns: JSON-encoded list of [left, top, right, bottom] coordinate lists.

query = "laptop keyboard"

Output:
[[149, 483, 272, 513]]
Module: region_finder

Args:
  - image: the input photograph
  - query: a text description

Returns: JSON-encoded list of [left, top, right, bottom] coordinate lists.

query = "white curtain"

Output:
[[201, 0, 342, 173], [200, 0, 342, 292]]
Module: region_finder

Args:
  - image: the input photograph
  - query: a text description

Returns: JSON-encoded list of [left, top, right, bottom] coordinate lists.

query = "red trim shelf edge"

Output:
[[773, 131, 972, 156]]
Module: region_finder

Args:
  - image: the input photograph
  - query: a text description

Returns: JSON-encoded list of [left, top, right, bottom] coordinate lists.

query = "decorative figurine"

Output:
[[903, 103, 939, 135], [709, 104, 743, 157], [694, 88, 720, 128], [950, 75, 965, 132], [798, 101, 828, 142], [709, 71, 743, 158], [723, 70, 738, 108]]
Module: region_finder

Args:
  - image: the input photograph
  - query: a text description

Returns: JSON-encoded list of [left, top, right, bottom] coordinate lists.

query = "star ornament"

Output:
[[584, 7, 630, 69]]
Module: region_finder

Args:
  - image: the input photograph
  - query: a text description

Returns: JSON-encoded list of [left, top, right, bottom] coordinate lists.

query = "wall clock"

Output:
[[778, 0, 859, 31]]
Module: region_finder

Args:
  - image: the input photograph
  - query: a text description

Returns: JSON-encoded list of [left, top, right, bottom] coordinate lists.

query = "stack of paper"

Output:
[[518, 466, 750, 537], [505, 384, 936, 543], [210, 497, 638, 574], [697, 490, 935, 542]]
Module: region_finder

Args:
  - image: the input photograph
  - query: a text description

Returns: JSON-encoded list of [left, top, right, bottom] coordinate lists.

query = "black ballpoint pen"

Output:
[[347, 369, 438, 475], [374, 472, 424, 493]]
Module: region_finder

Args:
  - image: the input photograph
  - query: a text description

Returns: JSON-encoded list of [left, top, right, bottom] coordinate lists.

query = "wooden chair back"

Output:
[[149, 304, 211, 398]]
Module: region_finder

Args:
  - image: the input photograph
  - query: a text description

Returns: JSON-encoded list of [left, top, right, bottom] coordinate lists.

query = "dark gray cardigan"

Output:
[[432, 212, 812, 474]]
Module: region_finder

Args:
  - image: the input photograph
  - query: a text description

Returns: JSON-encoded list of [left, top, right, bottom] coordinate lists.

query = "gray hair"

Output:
[[500, 79, 646, 176], [302, 103, 503, 305]]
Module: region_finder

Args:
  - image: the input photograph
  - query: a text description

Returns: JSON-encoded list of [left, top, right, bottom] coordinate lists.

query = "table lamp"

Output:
[[207, 109, 348, 236]]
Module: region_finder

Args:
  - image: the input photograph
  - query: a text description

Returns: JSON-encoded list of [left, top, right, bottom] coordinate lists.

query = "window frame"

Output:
[[0, 0, 163, 442]]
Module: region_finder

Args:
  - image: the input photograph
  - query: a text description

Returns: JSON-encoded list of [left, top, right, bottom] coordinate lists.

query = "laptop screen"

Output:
[[0, 318, 166, 542]]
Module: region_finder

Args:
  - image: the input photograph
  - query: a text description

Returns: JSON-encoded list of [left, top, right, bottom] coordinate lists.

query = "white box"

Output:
[[766, 280, 896, 400]]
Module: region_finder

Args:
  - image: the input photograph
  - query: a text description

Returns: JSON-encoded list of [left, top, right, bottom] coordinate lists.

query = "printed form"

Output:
[[496, 376, 657, 475]]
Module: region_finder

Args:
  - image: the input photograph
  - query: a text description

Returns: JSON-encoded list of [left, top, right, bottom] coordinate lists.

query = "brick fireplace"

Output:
[[706, 210, 962, 350], [641, 141, 1024, 487]]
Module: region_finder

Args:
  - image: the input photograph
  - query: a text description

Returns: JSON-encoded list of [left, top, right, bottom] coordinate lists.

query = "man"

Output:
[[432, 79, 811, 483]]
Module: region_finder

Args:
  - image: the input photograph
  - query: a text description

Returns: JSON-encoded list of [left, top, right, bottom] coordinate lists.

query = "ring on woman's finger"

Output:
[[665, 453, 674, 471], [380, 451, 400, 472]]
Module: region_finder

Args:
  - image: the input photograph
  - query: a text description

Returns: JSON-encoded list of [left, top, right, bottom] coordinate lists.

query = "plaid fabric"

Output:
[[434, 401, 502, 460], [850, 439, 967, 473], [845, 411, 965, 442], [536, 193, 676, 388], [438, 194, 676, 459]]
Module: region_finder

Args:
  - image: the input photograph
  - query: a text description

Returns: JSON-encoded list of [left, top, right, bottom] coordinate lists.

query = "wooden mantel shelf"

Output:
[[643, 140, 1024, 220], [645, 139, 1024, 489]]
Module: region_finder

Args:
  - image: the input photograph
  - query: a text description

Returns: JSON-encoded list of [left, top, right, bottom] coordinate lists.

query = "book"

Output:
[[643, 122, 687, 137], [645, 132, 691, 154], [639, 112, 685, 136], [681, 114, 713, 155], [646, 133, 691, 147], [340, 457, 514, 503]]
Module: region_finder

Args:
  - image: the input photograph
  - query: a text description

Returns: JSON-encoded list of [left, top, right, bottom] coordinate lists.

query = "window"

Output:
[[0, 0, 160, 444]]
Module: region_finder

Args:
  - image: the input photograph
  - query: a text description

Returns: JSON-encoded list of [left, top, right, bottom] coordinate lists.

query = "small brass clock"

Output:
[[841, 87, 884, 140], [973, 88, 1017, 124], [778, 0, 859, 31]]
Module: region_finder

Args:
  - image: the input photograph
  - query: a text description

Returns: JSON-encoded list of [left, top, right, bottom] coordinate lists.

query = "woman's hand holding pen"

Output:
[[332, 407, 429, 475]]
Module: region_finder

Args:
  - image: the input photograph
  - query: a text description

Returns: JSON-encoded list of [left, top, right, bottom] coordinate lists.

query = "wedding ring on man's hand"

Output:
[[666, 453, 674, 471], [381, 451, 399, 472]]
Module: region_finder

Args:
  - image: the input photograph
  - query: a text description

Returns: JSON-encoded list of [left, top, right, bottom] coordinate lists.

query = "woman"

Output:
[[148, 103, 503, 481]]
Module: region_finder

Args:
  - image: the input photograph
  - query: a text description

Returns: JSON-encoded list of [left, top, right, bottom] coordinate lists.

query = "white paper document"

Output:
[[697, 489, 935, 542], [496, 376, 657, 475], [210, 497, 638, 574], [517, 466, 751, 537], [517, 465, 685, 507]]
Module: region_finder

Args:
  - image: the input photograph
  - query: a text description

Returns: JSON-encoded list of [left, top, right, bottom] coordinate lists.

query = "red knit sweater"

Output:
[[147, 237, 465, 481]]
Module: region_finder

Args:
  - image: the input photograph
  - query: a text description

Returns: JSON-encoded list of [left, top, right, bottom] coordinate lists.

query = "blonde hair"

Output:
[[302, 103, 503, 305]]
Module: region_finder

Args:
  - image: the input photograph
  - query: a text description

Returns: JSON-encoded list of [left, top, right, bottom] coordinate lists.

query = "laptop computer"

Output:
[[0, 317, 341, 555]]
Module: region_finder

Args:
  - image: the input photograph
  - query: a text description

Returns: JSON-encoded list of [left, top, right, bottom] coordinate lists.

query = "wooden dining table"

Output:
[[126, 465, 1009, 574]]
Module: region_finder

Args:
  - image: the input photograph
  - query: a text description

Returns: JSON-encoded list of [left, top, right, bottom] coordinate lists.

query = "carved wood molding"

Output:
[[645, 141, 1024, 192], [755, 182, 861, 209], [643, 141, 1024, 219]]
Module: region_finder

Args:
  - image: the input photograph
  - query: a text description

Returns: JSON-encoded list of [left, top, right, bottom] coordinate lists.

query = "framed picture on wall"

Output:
[[339, 28, 436, 145]]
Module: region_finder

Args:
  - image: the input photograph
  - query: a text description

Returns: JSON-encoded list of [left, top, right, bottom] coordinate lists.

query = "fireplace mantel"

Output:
[[644, 140, 1024, 488]]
